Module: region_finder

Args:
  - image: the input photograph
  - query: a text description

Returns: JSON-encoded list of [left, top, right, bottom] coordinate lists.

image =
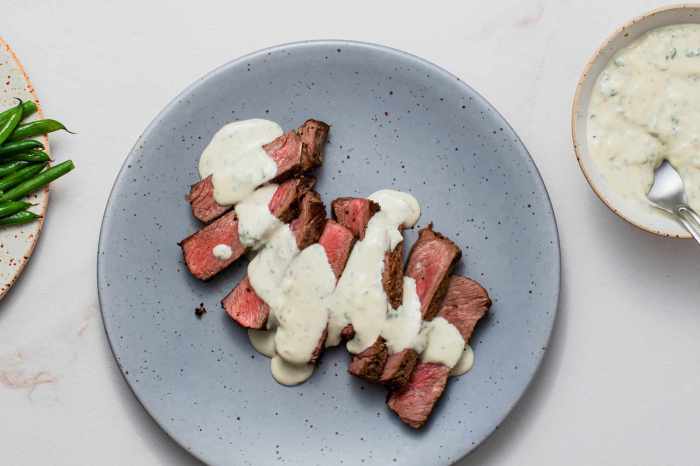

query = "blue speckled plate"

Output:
[[98, 41, 560, 466]]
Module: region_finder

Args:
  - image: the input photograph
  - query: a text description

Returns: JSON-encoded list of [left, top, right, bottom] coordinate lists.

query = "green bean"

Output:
[[0, 161, 28, 177], [0, 100, 36, 124], [1, 151, 50, 163], [0, 163, 46, 192], [0, 210, 41, 225], [8, 119, 71, 142], [0, 140, 43, 156], [0, 101, 23, 146], [0, 200, 31, 218], [0, 160, 74, 201]]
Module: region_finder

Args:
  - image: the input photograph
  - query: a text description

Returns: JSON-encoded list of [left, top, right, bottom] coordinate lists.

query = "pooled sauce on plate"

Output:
[[588, 24, 700, 214]]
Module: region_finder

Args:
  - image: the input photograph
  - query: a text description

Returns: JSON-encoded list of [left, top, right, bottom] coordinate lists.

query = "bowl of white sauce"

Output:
[[572, 5, 700, 238]]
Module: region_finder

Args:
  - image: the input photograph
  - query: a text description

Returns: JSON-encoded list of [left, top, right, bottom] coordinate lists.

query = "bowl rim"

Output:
[[571, 3, 700, 239]]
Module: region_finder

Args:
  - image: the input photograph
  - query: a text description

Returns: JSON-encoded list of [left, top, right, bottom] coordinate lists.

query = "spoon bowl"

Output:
[[647, 160, 700, 244]]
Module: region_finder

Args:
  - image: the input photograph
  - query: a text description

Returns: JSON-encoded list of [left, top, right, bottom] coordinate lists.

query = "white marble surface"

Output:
[[2, 1, 699, 465]]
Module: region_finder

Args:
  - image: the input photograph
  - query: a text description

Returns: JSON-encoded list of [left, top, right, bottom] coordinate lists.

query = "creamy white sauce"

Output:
[[212, 244, 233, 260], [419, 317, 466, 369], [248, 226, 299, 311], [235, 184, 282, 249], [588, 24, 700, 214], [326, 190, 421, 353], [274, 244, 336, 364], [233, 185, 471, 385], [449, 345, 474, 376], [380, 277, 424, 353], [199, 119, 282, 205], [270, 355, 315, 386], [248, 329, 276, 358]]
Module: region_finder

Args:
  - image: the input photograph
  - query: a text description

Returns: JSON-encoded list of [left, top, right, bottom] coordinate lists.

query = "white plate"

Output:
[[0, 37, 49, 298]]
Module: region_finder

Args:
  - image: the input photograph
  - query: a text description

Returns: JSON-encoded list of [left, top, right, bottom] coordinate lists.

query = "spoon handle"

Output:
[[676, 206, 700, 245]]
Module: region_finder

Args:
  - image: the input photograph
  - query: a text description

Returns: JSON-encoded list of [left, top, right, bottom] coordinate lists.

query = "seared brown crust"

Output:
[[382, 241, 404, 309], [187, 175, 230, 223], [296, 119, 330, 171], [310, 328, 328, 365], [268, 176, 316, 224], [380, 348, 419, 390], [348, 337, 388, 382], [291, 191, 326, 250], [406, 224, 462, 320]]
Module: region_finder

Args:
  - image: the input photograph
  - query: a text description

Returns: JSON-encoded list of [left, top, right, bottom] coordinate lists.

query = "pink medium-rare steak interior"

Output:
[[405, 225, 462, 320], [179, 211, 245, 281]]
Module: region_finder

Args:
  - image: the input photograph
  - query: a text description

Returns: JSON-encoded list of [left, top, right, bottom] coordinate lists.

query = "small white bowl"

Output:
[[572, 4, 700, 238]]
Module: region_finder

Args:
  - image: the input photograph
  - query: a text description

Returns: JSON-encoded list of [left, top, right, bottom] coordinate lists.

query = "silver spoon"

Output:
[[647, 160, 700, 243]]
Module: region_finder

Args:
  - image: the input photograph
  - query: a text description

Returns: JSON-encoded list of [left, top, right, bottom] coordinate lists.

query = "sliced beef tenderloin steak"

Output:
[[223, 191, 328, 330], [331, 197, 380, 240], [386, 362, 451, 429], [438, 276, 492, 341], [348, 337, 389, 381], [387, 275, 491, 429], [181, 178, 314, 281], [380, 226, 461, 389], [188, 119, 328, 223], [406, 225, 462, 320], [179, 211, 245, 281], [334, 198, 407, 383], [296, 119, 330, 171], [318, 220, 356, 280]]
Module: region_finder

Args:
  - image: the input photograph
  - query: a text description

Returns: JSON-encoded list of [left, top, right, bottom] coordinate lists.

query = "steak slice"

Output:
[[318, 220, 355, 280], [179, 211, 245, 281], [307, 220, 356, 362], [223, 191, 327, 330], [331, 197, 380, 240], [387, 275, 491, 429], [181, 178, 314, 281], [290, 191, 327, 250], [386, 362, 450, 429], [221, 276, 268, 328], [296, 119, 330, 171], [438, 276, 491, 341], [383, 241, 404, 309], [348, 337, 388, 381], [188, 120, 328, 223], [406, 225, 462, 320], [379, 347, 419, 391], [268, 176, 316, 223], [333, 197, 407, 382], [187, 175, 228, 224], [381, 228, 462, 389]]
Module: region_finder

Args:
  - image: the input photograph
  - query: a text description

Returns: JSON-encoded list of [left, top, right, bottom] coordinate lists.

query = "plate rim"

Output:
[[0, 36, 50, 301], [97, 39, 561, 465]]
